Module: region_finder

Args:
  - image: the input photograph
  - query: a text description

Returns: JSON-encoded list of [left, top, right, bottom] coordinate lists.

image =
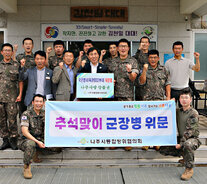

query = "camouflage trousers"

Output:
[[0, 102, 18, 138], [18, 139, 62, 165], [160, 138, 201, 168]]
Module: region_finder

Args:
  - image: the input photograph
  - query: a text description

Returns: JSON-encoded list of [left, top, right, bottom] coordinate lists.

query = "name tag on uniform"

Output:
[[46, 76, 50, 80]]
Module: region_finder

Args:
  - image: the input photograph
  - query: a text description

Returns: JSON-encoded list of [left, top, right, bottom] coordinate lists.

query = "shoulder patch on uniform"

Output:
[[21, 116, 27, 120]]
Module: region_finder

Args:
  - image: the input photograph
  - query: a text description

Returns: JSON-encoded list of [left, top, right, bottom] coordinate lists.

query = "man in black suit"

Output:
[[78, 47, 108, 73], [78, 47, 108, 150]]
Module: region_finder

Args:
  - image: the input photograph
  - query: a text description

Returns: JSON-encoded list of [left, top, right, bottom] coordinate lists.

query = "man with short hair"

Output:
[[102, 43, 118, 71], [52, 50, 78, 101], [46, 40, 65, 70], [139, 49, 170, 101], [133, 36, 150, 101], [0, 43, 23, 150], [165, 41, 200, 106], [79, 47, 108, 73], [78, 47, 108, 150], [160, 88, 201, 181], [138, 49, 171, 151], [110, 38, 138, 101], [14, 38, 36, 116], [19, 50, 54, 106], [110, 39, 138, 151], [15, 37, 35, 69], [133, 36, 150, 70], [18, 94, 61, 179], [75, 39, 94, 68]]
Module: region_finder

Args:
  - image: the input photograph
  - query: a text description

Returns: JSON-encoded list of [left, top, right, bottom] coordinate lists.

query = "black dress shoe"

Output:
[[9, 137, 18, 150], [0, 138, 10, 150]]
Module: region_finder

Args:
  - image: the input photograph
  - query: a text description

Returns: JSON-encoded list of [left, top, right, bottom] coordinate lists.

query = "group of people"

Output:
[[0, 36, 201, 180]]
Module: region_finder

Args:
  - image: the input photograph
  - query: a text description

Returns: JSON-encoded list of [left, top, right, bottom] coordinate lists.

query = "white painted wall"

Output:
[[1, 0, 192, 65]]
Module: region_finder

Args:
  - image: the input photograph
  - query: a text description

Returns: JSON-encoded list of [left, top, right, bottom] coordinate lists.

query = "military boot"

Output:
[[154, 146, 160, 151], [33, 151, 42, 163], [9, 137, 18, 150], [23, 164, 32, 179], [124, 147, 132, 151], [181, 168, 194, 180], [178, 159, 184, 165], [0, 138, 10, 150], [142, 146, 149, 151]]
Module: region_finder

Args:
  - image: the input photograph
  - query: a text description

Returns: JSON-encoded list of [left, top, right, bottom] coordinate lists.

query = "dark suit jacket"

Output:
[[19, 67, 53, 106], [78, 62, 108, 73]]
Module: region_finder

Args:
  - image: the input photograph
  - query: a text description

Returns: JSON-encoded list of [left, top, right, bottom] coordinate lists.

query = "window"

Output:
[[193, 31, 207, 80]]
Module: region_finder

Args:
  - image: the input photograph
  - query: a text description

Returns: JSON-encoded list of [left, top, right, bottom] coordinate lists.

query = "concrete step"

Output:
[[0, 146, 207, 167], [0, 158, 207, 168], [0, 127, 207, 167], [0, 145, 207, 160], [199, 129, 207, 145]]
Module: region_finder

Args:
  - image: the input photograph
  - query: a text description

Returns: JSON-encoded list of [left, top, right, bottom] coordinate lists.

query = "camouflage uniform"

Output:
[[48, 55, 63, 71], [0, 59, 19, 138], [133, 49, 148, 71], [110, 56, 138, 101], [103, 56, 117, 72], [137, 64, 170, 101], [16, 52, 35, 70], [18, 108, 60, 165], [16, 52, 35, 116], [74, 54, 90, 67], [160, 107, 201, 168], [133, 49, 148, 101]]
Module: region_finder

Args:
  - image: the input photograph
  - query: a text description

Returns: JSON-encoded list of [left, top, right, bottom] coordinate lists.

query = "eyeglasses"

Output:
[[118, 45, 128, 48], [2, 50, 12, 52]]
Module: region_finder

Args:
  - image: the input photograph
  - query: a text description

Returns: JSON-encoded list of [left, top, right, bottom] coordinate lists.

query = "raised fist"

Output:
[[20, 58, 26, 67], [46, 47, 52, 54], [59, 62, 64, 69]]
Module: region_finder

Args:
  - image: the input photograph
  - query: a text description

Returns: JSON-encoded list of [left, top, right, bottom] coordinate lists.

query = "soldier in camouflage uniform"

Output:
[[138, 49, 171, 101], [138, 49, 171, 151], [15, 37, 35, 69], [110, 39, 138, 101], [18, 94, 61, 179], [14, 38, 35, 116], [46, 40, 65, 70], [102, 43, 118, 71], [160, 88, 201, 181], [74, 39, 93, 68], [109, 39, 138, 151], [133, 36, 150, 101], [0, 43, 23, 150]]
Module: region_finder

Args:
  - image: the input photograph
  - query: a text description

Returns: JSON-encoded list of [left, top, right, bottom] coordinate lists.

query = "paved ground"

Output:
[[0, 166, 206, 184]]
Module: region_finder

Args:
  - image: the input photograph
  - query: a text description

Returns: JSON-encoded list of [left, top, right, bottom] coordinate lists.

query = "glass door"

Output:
[[194, 32, 207, 80]]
